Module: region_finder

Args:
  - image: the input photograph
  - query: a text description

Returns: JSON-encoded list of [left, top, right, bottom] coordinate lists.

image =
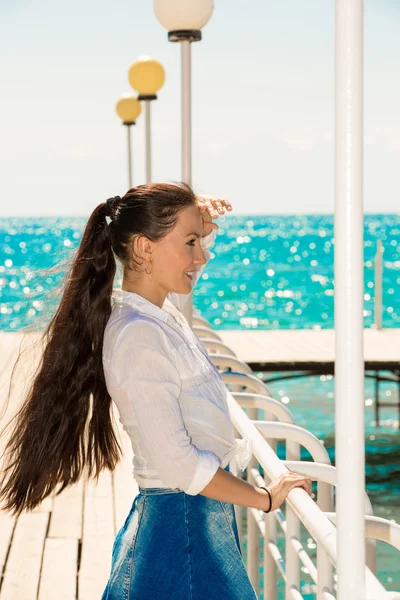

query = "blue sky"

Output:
[[1, 0, 399, 216]]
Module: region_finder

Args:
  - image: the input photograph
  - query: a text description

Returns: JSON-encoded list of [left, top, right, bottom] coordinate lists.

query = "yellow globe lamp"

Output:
[[115, 94, 141, 190], [116, 94, 141, 125], [127, 57, 165, 183], [128, 56, 165, 100]]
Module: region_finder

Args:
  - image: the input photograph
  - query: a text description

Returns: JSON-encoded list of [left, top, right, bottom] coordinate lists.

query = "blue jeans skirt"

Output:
[[101, 465, 258, 600]]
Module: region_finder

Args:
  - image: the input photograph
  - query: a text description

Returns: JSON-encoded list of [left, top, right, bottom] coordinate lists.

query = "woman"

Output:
[[0, 182, 311, 599]]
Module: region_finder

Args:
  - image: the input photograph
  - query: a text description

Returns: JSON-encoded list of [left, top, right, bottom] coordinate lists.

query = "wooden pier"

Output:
[[216, 327, 400, 425], [215, 327, 400, 372]]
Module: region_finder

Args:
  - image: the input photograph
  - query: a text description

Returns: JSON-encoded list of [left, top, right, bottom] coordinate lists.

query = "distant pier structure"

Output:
[[211, 327, 400, 428]]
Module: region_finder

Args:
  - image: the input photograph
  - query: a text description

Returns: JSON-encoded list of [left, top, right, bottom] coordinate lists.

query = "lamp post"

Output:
[[116, 94, 142, 190], [128, 56, 165, 184], [153, 0, 214, 326]]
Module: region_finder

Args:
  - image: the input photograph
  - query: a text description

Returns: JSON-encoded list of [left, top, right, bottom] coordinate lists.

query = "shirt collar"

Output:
[[112, 288, 169, 323], [162, 296, 188, 326]]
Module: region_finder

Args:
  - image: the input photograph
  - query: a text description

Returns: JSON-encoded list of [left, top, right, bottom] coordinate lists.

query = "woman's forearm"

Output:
[[199, 467, 270, 511]]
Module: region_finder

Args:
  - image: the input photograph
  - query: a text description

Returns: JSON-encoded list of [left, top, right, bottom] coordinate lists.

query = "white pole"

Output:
[[144, 100, 152, 183], [127, 125, 132, 189], [335, 1, 366, 598], [181, 40, 193, 326], [181, 40, 192, 186]]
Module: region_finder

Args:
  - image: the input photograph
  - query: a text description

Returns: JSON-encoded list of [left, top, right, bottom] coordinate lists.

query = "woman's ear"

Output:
[[132, 234, 153, 263], [143, 241, 153, 261]]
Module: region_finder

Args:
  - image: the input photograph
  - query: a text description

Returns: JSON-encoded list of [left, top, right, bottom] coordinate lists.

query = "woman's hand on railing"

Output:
[[262, 471, 312, 512]]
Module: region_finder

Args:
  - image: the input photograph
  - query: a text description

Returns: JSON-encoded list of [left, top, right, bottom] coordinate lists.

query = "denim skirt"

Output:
[[101, 465, 258, 600]]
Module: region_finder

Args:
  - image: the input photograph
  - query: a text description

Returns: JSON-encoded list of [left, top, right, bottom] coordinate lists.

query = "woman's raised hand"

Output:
[[195, 195, 233, 237], [263, 471, 312, 512]]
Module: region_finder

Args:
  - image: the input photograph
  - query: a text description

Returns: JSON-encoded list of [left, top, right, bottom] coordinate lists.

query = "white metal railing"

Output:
[[192, 325, 222, 341], [192, 315, 209, 328], [209, 353, 254, 375], [282, 462, 373, 518], [222, 371, 274, 396], [228, 392, 387, 600], [202, 338, 237, 357], [193, 311, 399, 599], [232, 393, 295, 425], [326, 513, 400, 551]]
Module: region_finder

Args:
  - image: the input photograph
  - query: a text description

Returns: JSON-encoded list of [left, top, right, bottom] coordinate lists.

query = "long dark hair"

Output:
[[0, 182, 196, 515]]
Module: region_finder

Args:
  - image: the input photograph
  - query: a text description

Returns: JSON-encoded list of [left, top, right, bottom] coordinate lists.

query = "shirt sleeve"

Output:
[[111, 319, 220, 495], [166, 227, 217, 313]]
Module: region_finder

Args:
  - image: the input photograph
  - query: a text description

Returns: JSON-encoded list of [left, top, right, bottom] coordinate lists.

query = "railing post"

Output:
[[264, 512, 278, 600], [286, 440, 301, 599], [263, 407, 278, 600], [374, 239, 383, 330], [247, 408, 260, 595], [317, 482, 334, 599], [230, 431, 244, 553]]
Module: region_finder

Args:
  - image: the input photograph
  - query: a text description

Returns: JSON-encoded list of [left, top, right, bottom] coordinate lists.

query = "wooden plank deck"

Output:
[[0, 332, 137, 600]]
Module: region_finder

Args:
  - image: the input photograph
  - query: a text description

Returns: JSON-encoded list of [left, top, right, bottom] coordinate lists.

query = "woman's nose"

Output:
[[194, 246, 207, 266]]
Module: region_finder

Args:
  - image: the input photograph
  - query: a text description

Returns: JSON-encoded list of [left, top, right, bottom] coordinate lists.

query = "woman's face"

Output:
[[151, 204, 207, 296]]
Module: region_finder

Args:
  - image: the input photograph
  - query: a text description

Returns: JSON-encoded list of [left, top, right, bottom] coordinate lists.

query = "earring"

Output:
[[145, 259, 153, 275]]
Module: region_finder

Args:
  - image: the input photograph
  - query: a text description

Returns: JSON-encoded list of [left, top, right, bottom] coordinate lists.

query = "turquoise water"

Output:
[[1, 213, 399, 595]]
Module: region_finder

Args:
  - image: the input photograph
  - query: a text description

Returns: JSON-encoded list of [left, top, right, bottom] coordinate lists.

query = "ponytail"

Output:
[[0, 202, 121, 515]]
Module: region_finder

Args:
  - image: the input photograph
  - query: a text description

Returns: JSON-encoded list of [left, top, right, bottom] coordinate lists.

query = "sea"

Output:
[[0, 212, 399, 598]]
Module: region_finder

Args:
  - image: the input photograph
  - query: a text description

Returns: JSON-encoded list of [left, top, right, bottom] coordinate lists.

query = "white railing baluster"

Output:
[[229, 444, 244, 555], [290, 537, 318, 582], [316, 482, 334, 599], [286, 439, 301, 599], [264, 511, 278, 600], [322, 589, 336, 600], [288, 587, 305, 600], [286, 505, 301, 599], [247, 408, 260, 595]]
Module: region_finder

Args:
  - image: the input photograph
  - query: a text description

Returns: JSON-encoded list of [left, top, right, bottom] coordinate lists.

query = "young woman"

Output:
[[0, 182, 311, 599]]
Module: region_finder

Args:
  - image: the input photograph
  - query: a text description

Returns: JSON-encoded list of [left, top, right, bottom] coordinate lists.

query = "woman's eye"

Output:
[[187, 239, 196, 246]]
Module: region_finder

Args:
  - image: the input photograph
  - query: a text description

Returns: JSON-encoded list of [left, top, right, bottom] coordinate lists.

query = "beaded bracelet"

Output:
[[259, 486, 272, 513]]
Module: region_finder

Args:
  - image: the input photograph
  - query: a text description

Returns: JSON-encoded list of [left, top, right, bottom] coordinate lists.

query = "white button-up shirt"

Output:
[[102, 228, 253, 496]]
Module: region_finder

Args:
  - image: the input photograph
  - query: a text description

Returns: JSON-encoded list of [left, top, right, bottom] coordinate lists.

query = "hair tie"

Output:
[[104, 196, 121, 219]]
